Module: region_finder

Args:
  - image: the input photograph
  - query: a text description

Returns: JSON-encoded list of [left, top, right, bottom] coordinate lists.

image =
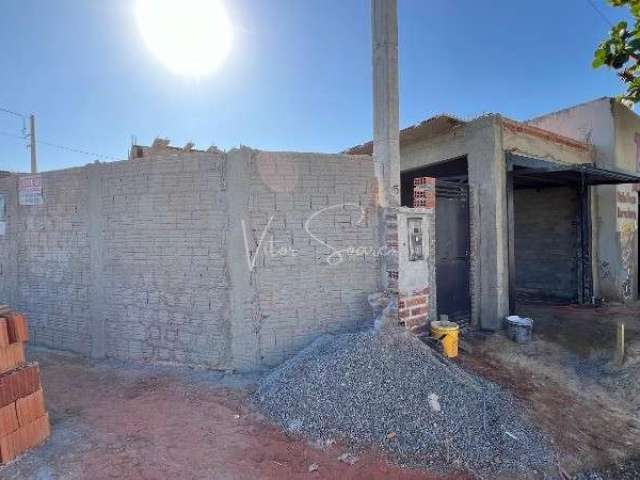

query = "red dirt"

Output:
[[0, 349, 470, 480], [459, 303, 640, 475]]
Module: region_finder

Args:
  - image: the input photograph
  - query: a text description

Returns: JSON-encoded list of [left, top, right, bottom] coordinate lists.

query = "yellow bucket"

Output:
[[430, 320, 460, 358]]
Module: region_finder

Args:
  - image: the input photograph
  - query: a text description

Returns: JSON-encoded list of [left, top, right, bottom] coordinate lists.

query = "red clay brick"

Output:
[[0, 343, 25, 375], [16, 389, 46, 427], [0, 364, 41, 409], [403, 296, 427, 308], [411, 306, 429, 316], [0, 413, 50, 464], [411, 287, 430, 296], [0, 320, 9, 349], [0, 403, 18, 437], [1, 313, 29, 344]]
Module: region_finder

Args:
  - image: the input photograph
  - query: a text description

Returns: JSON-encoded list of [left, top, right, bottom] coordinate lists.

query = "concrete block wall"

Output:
[[226, 149, 381, 369], [98, 151, 230, 367], [12, 169, 93, 354], [514, 187, 579, 302], [0, 147, 381, 371], [0, 177, 19, 309]]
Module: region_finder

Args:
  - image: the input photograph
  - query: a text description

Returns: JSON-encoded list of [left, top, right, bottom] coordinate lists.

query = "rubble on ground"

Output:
[[252, 328, 554, 477]]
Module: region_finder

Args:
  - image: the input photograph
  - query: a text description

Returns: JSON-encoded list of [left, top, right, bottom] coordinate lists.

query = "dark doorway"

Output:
[[401, 157, 471, 322], [434, 181, 471, 321]]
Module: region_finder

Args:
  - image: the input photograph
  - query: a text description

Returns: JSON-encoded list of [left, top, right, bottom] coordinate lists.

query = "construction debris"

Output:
[[253, 329, 554, 477]]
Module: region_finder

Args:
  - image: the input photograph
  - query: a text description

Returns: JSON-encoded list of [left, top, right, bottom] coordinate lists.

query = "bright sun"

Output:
[[135, 0, 232, 76]]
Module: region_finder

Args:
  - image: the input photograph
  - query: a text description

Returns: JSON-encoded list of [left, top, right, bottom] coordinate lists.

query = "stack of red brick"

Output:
[[0, 306, 50, 464]]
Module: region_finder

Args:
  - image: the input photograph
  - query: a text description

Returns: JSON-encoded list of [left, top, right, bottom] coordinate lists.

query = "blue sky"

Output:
[[0, 0, 631, 172]]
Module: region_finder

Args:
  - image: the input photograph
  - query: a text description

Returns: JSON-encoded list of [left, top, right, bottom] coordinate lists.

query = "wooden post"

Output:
[[616, 320, 625, 366]]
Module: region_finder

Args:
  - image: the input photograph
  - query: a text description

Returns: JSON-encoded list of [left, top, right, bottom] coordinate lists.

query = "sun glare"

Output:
[[135, 0, 232, 76]]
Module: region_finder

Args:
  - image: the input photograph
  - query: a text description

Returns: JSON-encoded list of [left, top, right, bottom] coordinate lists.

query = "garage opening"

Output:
[[507, 153, 640, 311], [402, 156, 471, 323]]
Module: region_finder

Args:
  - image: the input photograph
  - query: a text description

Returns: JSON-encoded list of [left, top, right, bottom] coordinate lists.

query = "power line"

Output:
[[0, 106, 121, 161], [0, 107, 26, 119], [0, 106, 28, 138], [0, 129, 120, 161], [587, 0, 614, 28], [36, 139, 120, 161]]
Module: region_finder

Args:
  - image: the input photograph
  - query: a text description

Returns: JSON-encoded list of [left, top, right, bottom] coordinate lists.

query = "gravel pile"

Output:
[[253, 329, 554, 478]]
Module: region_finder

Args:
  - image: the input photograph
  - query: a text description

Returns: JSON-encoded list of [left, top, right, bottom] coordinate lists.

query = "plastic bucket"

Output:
[[430, 320, 460, 358], [505, 316, 533, 344]]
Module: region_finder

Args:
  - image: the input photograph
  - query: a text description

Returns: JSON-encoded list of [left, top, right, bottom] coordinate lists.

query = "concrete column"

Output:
[[226, 148, 261, 372], [466, 117, 509, 329], [372, 0, 401, 208], [87, 164, 106, 358]]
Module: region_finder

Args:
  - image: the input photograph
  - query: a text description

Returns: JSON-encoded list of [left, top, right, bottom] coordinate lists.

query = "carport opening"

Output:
[[401, 156, 471, 323], [507, 154, 640, 311]]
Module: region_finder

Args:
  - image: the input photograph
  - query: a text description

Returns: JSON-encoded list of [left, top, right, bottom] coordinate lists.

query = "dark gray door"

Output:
[[435, 181, 471, 321]]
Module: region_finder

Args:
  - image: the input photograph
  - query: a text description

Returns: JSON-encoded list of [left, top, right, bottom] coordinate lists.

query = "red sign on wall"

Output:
[[18, 175, 43, 206]]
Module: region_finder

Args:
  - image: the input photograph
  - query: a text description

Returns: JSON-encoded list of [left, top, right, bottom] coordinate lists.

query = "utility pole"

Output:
[[372, 0, 402, 308], [29, 114, 37, 174], [372, 0, 401, 208]]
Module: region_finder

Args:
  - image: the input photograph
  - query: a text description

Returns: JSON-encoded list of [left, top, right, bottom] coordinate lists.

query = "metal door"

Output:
[[435, 180, 471, 321]]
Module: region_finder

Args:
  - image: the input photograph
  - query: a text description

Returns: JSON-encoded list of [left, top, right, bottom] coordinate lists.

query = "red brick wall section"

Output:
[[16, 389, 46, 427], [0, 364, 41, 409], [0, 413, 50, 464], [0, 344, 25, 375], [0, 309, 49, 464], [1, 312, 29, 344], [384, 209, 399, 292], [399, 288, 430, 330], [0, 402, 18, 438], [413, 177, 435, 209], [0, 320, 9, 348]]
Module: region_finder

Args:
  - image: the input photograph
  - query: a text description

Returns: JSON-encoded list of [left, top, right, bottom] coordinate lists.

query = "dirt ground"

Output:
[[460, 303, 640, 478], [0, 348, 465, 480], [1, 303, 639, 479]]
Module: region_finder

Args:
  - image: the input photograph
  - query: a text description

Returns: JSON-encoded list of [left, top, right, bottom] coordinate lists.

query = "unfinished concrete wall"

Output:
[[612, 102, 640, 301], [226, 149, 381, 369], [0, 147, 381, 371], [397, 198, 436, 330], [514, 187, 579, 302], [527, 98, 615, 163], [12, 169, 93, 353], [0, 176, 18, 308], [400, 116, 508, 330], [98, 151, 230, 366], [502, 119, 594, 166], [527, 98, 640, 302]]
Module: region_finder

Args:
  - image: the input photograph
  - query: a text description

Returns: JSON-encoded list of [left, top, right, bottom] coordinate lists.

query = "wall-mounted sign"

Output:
[[616, 184, 638, 233], [18, 175, 43, 206], [0, 193, 5, 235]]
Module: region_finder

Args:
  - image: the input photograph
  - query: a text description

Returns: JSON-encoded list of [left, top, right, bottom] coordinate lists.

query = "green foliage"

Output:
[[593, 0, 640, 102]]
